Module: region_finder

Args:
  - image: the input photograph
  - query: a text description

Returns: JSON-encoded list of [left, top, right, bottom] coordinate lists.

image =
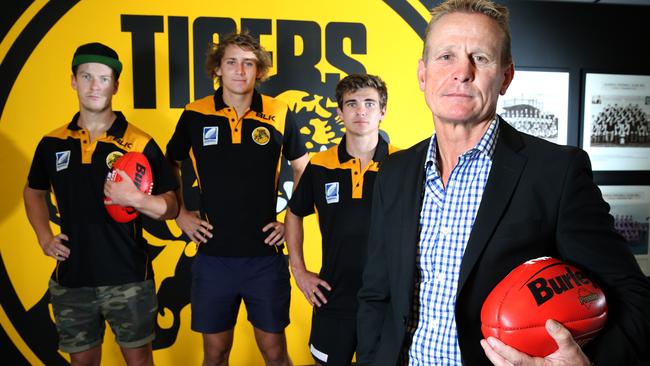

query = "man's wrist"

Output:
[[37, 233, 55, 248], [289, 264, 307, 275]]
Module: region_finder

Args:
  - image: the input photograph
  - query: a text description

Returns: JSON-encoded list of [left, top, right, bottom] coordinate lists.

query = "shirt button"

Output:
[[354, 171, 358, 175], [441, 226, 451, 236]]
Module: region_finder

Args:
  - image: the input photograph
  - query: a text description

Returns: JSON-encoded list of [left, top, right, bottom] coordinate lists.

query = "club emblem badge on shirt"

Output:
[[252, 126, 270, 146], [203, 126, 218, 146], [325, 182, 339, 204], [106, 151, 124, 169], [55, 150, 71, 171]]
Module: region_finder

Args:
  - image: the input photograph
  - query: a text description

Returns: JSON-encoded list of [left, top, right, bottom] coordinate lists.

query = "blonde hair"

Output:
[[423, 0, 512, 66]]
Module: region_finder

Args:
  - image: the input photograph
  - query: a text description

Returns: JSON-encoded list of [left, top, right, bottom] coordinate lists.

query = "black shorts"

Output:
[[191, 254, 291, 333], [309, 310, 357, 365]]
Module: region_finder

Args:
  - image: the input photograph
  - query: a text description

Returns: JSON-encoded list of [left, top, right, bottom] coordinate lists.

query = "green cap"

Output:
[[72, 42, 122, 78]]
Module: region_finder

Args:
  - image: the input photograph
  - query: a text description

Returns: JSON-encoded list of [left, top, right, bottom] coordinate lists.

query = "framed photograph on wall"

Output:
[[497, 68, 569, 145], [599, 185, 650, 276], [582, 72, 650, 171]]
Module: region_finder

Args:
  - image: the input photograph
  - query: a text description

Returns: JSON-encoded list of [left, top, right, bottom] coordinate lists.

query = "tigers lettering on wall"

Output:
[[0, 1, 434, 364]]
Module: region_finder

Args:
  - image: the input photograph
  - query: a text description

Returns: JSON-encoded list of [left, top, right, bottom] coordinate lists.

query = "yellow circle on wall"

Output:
[[0, 1, 432, 364]]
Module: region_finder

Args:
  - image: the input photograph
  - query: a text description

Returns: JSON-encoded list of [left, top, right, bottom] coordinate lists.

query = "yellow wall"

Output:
[[0, 1, 433, 364]]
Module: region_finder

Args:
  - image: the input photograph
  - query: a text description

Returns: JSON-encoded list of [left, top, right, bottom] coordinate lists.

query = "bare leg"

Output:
[[121, 343, 154, 366], [70, 345, 101, 366], [253, 327, 292, 366], [202, 330, 235, 366]]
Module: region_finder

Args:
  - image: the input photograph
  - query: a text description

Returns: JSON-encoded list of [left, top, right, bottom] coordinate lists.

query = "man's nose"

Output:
[[453, 58, 474, 82]]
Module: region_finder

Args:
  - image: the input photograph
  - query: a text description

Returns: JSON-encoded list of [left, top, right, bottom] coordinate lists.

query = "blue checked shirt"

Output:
[[404, 118, 499, 365]]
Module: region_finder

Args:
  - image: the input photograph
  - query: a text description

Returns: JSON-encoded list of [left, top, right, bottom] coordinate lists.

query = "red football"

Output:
[[481, 257, 607, 357], [104, 152, 154, 223]]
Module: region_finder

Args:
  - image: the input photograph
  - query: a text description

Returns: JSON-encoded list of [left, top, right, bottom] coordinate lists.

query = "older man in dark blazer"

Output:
[[356, 1, 650, 365]]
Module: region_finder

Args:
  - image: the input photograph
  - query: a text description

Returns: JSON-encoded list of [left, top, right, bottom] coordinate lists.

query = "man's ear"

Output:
[[256, 68, 267, 82], [499, 63, 515, 96], [417, 59, 427, 92]]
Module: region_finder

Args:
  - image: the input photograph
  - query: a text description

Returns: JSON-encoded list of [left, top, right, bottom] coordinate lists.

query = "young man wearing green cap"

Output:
[[23, 42, 178, 365]]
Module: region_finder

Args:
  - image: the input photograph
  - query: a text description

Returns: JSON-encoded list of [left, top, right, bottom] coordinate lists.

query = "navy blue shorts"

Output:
[[190, 254, 291, 333]]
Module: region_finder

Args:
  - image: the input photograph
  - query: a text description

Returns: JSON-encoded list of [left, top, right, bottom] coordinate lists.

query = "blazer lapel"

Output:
[[457, 120, 527, 296]]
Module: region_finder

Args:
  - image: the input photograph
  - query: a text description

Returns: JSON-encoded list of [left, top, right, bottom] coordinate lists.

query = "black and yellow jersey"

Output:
[[166, 88, 306, 257], [288, 135, 399, 316], [27, 112, 178, 288]]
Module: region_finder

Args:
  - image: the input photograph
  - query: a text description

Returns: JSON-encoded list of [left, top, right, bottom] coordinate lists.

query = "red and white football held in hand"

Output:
[[104, 152, 154, 223], [481, 257, 607, 357]]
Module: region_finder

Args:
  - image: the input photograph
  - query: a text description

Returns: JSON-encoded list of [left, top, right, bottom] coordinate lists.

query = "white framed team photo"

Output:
[[599, 185, 650, 276], [497, 68, 570, 145], [582, 72, 650, 171]]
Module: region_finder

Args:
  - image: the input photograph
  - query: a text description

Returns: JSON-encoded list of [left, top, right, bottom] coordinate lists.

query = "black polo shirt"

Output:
[[289, 135, 398, 316], [166, 88, 306, 257], [27, 112, 178, 287]]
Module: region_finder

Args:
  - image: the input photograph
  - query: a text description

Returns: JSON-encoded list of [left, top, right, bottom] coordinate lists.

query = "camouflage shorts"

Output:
[[48, 279, 157, 354]]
